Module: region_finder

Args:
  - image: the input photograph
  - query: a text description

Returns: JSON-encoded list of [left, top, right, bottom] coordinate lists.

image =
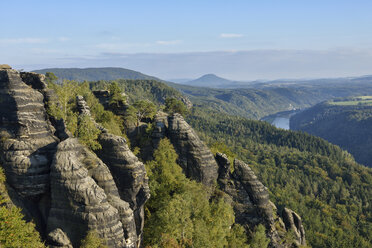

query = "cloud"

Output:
[[0, 38, 49, 44], [220, 33, 244, 38], [58, 37, 70, 42], [156, 40, 182, 45], [94, 42, 152, 50]]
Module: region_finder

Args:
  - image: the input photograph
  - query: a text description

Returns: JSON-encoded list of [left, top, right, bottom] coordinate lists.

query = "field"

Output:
[[328, 96, 372, 106]]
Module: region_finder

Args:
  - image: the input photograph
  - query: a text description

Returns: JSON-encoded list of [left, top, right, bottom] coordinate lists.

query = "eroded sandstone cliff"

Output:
[[0, 68, 149, 248]]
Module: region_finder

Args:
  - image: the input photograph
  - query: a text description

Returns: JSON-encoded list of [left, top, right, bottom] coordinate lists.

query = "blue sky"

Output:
[[1, 0, 372, 80]]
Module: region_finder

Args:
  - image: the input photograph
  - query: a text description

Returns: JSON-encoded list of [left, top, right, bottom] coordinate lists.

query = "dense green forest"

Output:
[[291, 98, 372, 167], [186, 106, 372, 248], [168, 79, 372, 119], [33, 67, 160, 82], [89, 79, 183, 105]]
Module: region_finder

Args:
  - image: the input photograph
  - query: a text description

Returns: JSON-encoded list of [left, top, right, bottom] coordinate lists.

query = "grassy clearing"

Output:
[[328, 96, 372, 106]]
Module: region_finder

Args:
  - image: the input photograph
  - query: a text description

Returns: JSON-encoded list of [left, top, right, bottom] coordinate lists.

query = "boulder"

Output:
[[47, 228, 73, 248], [0, 64, 12, 69]]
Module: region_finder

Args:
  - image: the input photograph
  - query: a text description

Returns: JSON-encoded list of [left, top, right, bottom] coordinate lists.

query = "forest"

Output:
[[1, 74, 371, 248]]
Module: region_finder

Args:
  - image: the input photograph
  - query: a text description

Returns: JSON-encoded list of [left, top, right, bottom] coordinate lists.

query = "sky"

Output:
[[1, 0, 372, 80]]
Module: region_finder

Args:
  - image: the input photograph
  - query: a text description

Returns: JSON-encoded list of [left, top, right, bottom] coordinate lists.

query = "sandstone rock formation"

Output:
[[0, 68, 149, 247], [167, 113, 218, 186], [97, 133, 150, 243], [48, 138, 136, 247], [76, 95, 150, 246], [282, 208, 306, 247], [47, 228, 73, 248], [0, 69, 58, 198], [216, 152, 306, 247]]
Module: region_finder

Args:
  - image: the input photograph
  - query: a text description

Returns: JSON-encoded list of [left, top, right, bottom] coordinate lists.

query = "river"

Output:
[[261, 110, 301, 130]]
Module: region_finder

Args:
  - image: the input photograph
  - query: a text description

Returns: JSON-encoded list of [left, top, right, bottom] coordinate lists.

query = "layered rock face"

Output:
[[0, 69, 58, 197], [48, 138, 136, 247], [76, 95, 150, 246], [282, 208, 306, 247], [97, 133, 150, 243], [0, 68, 149, 247], [216, 153, 306, 247], [167, 113, 218, 186]]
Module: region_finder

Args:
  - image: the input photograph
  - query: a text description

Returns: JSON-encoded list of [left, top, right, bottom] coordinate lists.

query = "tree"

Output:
[[108, 81, 126, 107], [80, 231, 107, 248], [0, 168, 45, 248], [77, 115, 102, 150], [45, 72, 58, 85], [144, 138, 247, 248], [132, 100, 156, 127], [249, 225, 270, 248], [164, 97, 188, 116]]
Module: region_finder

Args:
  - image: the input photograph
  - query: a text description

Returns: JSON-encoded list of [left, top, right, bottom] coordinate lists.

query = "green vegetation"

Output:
[[47, 80, 125, 142], [77, 115, 102, 150], [34, 67, 160, 82], [169, 79, 372, 120], [90, 79, 183, 106], [23, 73, 372, 247], [0, 168, 45, 248], [329, 96, 372, 106], [80, 231, 107, 248], [132, 100, 157, 126], [164, 97, 188, 116], [291, 100, 372, 167], [107, 81, 127, 107], [187, 107, 372, 248], [144, 138, 248, 248]]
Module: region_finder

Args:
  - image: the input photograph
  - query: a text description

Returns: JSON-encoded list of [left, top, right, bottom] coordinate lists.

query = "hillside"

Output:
[[96, 76, 372, 247], [169, 78, 372, 120], [33, 67, 372, 120], [183, 74, 233, 87], [290, 97, 372, 167], [186, 107, 372, 248], [33, 67, 160, 81]]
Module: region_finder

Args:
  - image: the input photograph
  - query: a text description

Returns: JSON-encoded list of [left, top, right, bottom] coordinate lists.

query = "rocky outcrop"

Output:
[[216, 153, 305, 247], [0, 69, 58, 198], [97, 133, 150, 244], [47, 138, 136, 247], [282, 208, 306, 247], [76, 95, 150, 246], [47, 228, 73, 248], [0, 64, 11, 69], [0, 68, 149, 247], [167, 113, 218, 186], [92, 90, 128, 116]]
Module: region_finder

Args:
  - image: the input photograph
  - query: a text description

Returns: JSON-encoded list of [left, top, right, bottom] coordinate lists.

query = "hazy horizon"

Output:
[[2, 1, 372, 81]]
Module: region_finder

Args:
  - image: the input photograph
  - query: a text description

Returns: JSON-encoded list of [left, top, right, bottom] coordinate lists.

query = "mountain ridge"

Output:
[[32, 67, 161, 82]]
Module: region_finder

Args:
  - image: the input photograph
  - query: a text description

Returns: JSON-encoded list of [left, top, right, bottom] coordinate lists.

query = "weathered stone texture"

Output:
[[167, 113, 218, 186], [47, 228, 73, 248], [215, 153, 306, 247], [0, 69, 58, 197], [282, 208, 306, 247], [47, 138, 136, 247]]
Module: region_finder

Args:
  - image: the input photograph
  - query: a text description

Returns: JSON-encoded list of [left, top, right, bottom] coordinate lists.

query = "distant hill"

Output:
[[183, 74, 233, 87], [32, 67, 161, 81], [290, 96, 372, 167]]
